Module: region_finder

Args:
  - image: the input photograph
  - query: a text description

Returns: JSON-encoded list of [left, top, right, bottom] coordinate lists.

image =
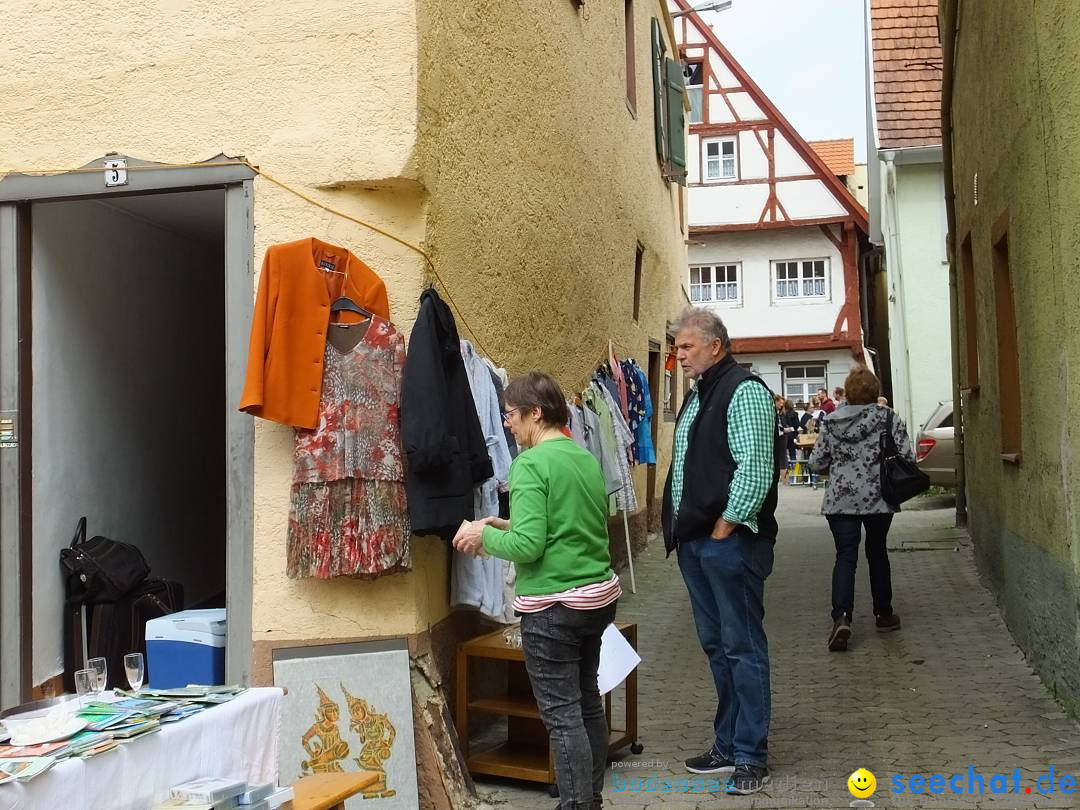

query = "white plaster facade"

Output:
[[673, 0, 869, 398], [688, 227, 857, 401], [878, 152, 953, 431], [688, 228, 845, 339]]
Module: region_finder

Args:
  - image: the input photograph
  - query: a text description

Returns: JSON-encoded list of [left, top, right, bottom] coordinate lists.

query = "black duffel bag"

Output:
[[879, 410, 930, 506], [59, 517, 151, 604]]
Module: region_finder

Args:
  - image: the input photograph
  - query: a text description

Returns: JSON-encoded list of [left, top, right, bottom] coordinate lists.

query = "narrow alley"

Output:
[[480, 485, 1080, 809]]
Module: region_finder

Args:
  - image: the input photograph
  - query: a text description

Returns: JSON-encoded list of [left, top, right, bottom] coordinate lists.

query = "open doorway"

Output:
[[0, 157, 255, 705], [31, 191, 226, 688]]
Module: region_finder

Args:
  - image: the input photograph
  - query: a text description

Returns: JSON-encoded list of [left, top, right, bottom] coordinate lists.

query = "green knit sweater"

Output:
[[482, 436, 614, 596]]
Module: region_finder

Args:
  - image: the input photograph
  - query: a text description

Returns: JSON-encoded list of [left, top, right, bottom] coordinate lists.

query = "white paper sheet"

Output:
[[597, 623, 641, 696]]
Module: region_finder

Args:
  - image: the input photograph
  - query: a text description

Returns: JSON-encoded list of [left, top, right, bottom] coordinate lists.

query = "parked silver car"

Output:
[[915, 401, 955, 487]]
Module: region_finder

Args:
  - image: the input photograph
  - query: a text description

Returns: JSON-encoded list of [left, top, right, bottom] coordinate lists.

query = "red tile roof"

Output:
[[870, 0, 942, 149], [808, 139, 855, 176]]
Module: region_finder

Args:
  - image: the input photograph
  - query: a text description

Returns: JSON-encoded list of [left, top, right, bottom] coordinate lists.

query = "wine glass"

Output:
[[88, 657, 107, 695], [124, 653, 145, 692], [74, 668, 96, 708]]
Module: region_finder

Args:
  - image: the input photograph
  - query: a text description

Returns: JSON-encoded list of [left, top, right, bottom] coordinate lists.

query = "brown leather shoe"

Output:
[[876, 613, 901, 632], [828, 614, 851, 651]]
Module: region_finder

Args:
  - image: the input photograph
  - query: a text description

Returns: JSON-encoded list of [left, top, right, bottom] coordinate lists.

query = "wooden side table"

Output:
[[455, 622, 640, 795]]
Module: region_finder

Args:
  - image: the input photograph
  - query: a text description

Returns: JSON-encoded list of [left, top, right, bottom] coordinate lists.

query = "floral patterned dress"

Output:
[[287, 316, 411, 579]]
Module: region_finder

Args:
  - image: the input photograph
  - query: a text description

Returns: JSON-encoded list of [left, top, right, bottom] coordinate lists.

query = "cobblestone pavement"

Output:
[[475, 485, 1080, 810]]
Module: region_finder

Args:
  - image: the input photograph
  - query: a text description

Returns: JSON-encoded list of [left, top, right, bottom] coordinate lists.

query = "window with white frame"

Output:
[[684, 61, 704, 124], [689, 263, 740, 304], [782, 363, 827, 403], [703, 137, 737, 181], [773, 258, 829, 300]]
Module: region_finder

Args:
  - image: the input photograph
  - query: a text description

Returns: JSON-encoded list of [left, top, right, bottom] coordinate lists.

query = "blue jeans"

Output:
[[678, 530, 774, 767], [521, 601, 618, 809], [826, 513, 894, 620]]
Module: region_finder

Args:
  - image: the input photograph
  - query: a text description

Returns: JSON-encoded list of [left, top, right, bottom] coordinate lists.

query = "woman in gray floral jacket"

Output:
[[809, 365, 914, 652]]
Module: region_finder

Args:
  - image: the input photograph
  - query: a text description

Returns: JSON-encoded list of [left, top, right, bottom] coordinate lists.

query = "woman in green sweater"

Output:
[[453, 371, 621, 810]]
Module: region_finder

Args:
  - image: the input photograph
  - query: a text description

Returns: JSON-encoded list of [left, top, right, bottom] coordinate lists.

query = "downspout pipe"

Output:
[[941, 0, 967, 527]]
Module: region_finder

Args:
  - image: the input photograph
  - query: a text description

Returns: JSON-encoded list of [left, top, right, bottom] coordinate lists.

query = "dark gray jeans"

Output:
[[521, 601, 618, 809]]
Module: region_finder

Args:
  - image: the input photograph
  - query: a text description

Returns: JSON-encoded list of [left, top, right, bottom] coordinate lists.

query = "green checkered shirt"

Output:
[[671, 378, 776, 535]]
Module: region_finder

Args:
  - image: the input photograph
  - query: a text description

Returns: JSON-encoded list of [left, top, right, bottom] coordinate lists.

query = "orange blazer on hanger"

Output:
[[239, 237, 390, 429]]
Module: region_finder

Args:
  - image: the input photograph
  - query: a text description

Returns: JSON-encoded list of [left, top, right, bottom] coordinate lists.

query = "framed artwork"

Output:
[[273, 642, 418, 808]]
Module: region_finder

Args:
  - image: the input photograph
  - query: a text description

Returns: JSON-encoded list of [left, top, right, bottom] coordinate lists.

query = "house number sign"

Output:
[[104, 159, 128, 187]]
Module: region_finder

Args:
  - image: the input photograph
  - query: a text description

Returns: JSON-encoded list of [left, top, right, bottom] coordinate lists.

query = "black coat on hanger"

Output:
[[400, 287, 493, 538]]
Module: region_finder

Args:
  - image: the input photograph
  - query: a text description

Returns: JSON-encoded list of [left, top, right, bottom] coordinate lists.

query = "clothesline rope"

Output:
[[1, 158, 647, 394], [0, 158, 497, 361]]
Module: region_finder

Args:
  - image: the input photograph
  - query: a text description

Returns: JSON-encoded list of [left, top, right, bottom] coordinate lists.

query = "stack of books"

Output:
[[150, 779, 294, 810], [129, 685, 247, 705], [67, 730, 118, 758], [151, 776, 248, 809], [0, 740, 71, 760], [109, 716, 161, 740], [0, 756, 57, 784]]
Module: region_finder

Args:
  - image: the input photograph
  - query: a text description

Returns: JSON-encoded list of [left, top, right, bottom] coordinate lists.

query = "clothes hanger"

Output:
[[329, 296, 374, 324]]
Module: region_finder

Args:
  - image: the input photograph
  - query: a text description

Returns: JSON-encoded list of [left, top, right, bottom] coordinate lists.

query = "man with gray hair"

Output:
[[661, 306, 778, 795]]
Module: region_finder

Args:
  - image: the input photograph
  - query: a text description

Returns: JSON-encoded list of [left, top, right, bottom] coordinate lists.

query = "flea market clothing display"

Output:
[[401, 287, 493, 539], [580, 386, 624, 497], [240, 237, 391, 429], [451, 339, 516, 622], [287, 317, 411, 579], [486, 362, 518, 463], [608, 345, 630, 420], [621, 359, 656, 465], [593, 381, 639, 513], [567, 401, 587, 449]]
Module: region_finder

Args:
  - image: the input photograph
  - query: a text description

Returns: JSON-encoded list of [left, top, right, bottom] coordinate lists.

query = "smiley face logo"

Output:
[[848, 768, 877, 798]]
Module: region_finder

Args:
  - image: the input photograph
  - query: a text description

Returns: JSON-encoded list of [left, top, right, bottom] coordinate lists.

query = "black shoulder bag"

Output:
[[879, 410, 930, 506], [59, 517, 151, 604]]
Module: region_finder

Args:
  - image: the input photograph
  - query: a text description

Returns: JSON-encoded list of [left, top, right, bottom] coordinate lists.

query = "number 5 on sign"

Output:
[[104, 159, 127, 187]]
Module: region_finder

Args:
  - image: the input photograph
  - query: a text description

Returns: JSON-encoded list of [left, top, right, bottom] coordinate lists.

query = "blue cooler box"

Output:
[[145, 608, 226, 689]]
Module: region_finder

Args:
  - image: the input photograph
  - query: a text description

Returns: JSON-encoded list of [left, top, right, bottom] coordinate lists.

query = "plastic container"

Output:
[[145, 609, 226, 689]]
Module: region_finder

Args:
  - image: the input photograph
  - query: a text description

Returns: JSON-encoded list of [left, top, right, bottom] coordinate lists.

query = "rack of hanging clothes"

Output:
[[566, 340, 656, 594], [238, 237, 652, 609]]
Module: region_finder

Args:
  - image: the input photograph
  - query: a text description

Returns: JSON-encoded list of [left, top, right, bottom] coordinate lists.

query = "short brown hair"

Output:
[[844, 365, 881, 405], [504, 371, 569, 427]]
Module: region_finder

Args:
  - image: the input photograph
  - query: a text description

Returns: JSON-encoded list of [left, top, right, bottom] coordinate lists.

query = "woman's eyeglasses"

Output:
[[503, 407, 525, 421]]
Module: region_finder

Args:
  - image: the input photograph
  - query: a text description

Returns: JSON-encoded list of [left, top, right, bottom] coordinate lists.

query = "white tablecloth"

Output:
[[0, 687, 282, 810]]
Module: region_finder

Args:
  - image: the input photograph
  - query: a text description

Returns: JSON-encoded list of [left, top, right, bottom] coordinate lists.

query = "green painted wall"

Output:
[[948, 0, 1080, 708], [893, 162, 952, 431]]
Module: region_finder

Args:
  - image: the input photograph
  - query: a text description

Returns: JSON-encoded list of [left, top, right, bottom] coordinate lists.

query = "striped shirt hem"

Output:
[[513, 573, 622, 614]]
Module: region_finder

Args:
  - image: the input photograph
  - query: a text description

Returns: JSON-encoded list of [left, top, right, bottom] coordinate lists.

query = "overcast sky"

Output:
[[696, 0, 869, 163]]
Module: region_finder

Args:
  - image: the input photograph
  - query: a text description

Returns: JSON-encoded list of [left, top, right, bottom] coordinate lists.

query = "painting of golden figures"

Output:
[[274, 646, 418, 807]]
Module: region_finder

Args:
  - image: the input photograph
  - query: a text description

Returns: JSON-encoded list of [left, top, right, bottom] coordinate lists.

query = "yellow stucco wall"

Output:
[[416, 0, 687, 529], [2, 0, 685, 653]]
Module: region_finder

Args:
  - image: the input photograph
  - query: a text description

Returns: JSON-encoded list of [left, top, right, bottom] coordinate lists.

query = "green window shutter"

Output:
[[651, 18, 666, 163], [664, 56, 687, 185]]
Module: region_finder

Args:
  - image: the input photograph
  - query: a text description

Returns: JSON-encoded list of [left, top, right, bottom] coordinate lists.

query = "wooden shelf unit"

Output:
[[455, 622, 639, 790]]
